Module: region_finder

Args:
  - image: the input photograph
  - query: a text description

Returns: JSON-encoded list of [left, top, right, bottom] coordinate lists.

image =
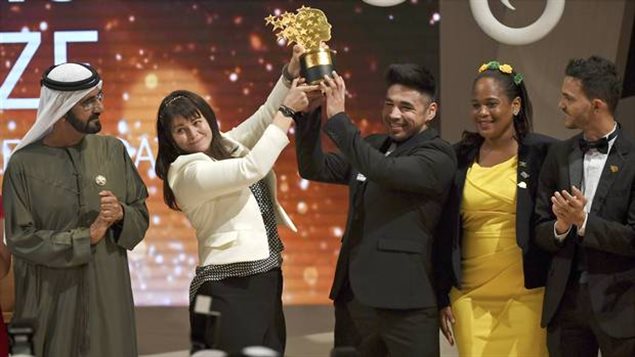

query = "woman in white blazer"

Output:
[[155, 46, 318, 354]]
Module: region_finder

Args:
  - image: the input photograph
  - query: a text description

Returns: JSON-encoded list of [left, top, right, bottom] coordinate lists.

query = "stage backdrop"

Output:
[[0, 0, 439, 306]]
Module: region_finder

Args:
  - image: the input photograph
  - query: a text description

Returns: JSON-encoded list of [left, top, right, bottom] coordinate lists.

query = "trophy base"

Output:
[[300, 48, 336, 85]]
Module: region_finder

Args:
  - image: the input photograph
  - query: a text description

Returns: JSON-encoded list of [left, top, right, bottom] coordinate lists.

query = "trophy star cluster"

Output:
[[265, 6, 332, 49]]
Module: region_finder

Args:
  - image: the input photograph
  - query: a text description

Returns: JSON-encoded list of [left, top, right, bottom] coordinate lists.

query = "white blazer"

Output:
[[168, 77, 297, 266]]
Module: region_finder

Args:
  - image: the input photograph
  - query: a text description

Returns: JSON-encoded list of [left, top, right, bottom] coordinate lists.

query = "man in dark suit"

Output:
[[535, 55, 635, 357], [295, 64, 456, 356]]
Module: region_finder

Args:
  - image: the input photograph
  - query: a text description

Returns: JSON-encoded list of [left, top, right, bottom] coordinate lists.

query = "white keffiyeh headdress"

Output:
[[13, 62, 103, 152]]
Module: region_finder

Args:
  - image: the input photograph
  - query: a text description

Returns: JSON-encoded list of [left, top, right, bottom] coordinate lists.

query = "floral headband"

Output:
[[478, 61, 524, 86]]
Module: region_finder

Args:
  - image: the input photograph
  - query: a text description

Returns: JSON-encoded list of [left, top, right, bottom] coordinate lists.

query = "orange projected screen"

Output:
[[0, 0, 439, 305]]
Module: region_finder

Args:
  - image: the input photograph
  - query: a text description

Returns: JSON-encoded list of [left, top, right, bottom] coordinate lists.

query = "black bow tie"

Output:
[[578, 131, 618, 154]]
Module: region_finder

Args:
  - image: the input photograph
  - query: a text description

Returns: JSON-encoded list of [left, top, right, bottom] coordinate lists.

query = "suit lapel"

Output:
[[589, 134, 630, 214], [516, 142, 531, 251], [568, 138, 584, 189], [377, 135, 392, 154], [349, 135, 387, 226]]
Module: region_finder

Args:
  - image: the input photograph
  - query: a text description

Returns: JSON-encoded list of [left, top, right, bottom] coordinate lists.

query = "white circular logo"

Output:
[[361, 0, 407, 7], [470, 0, 566, 45]]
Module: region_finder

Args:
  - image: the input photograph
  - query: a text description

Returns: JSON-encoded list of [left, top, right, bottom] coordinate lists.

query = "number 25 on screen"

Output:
[[0, 30, 98, 110]]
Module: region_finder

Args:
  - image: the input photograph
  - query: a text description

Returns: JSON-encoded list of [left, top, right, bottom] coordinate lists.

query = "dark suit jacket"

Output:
[[535, 130, 635, 338], [436, 133, 555, 308], [295, 110, 457, 309]]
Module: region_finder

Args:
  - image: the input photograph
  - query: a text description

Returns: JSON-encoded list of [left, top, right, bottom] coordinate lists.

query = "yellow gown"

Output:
[[449, 155, 547, 356]]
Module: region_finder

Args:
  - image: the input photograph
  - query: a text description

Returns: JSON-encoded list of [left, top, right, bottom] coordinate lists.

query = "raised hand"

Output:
[[287, 44, 305, 79], [320, 71, 346, 118], [305, 89, 325, 113], [282, 78, 320, 113]]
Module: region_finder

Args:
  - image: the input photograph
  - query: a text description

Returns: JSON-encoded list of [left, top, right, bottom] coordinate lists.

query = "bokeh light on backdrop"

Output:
[[0, 0, 439, 306]]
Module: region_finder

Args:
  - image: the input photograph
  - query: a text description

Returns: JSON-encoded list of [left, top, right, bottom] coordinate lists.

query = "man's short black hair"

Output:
[[385, 64, 436, 99], [565, 55, 622, 114]]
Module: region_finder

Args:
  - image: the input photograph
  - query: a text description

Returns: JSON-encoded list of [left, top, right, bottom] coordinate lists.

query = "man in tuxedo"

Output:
[[295, 64, 456, 356], [535, 55, 635, 357]]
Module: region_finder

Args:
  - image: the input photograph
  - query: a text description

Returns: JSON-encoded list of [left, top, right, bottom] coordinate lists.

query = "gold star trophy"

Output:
[[266, 6, 335, 84]]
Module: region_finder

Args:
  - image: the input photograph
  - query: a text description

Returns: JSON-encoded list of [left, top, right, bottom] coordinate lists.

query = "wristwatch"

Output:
[[278, 104, 297, 118]]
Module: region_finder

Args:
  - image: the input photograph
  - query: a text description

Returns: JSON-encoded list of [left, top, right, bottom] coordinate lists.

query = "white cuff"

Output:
[[268, 123, 288, 138], [554, 224, 570, 242], [576, 213, 588, 236]]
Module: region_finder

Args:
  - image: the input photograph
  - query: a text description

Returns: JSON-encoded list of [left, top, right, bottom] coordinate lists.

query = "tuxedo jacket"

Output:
[[295, 110, 457, 309], [535, 130, 635, 338], [436, 133, 555, 308]]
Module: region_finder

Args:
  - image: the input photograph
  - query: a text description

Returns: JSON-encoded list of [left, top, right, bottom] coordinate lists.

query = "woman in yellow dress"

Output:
[[437, 61, 556, 356]]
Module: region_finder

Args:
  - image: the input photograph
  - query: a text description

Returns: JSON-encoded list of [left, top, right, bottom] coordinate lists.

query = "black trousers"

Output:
[[334, 285, 439, 357], [547, 281, 635, 357], [190, 268, 286, 355]]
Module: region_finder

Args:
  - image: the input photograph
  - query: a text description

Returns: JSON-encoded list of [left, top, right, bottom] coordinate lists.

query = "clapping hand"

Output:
[[551, 186, 587, 234]]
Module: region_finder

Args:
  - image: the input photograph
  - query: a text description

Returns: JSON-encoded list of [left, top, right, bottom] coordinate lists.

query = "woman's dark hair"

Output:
[[459, 65, 533, 154], [565, 55, 621, 114], [155, 90, 234, 210]]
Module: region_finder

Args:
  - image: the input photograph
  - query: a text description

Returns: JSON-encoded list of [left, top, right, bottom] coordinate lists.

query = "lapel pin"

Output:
[[519, 161, 527, 167], [95, 175, 107, 186], [520, 171, 530, 179], [518, 181, 527, 189], [610, 165, 619, 173]]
